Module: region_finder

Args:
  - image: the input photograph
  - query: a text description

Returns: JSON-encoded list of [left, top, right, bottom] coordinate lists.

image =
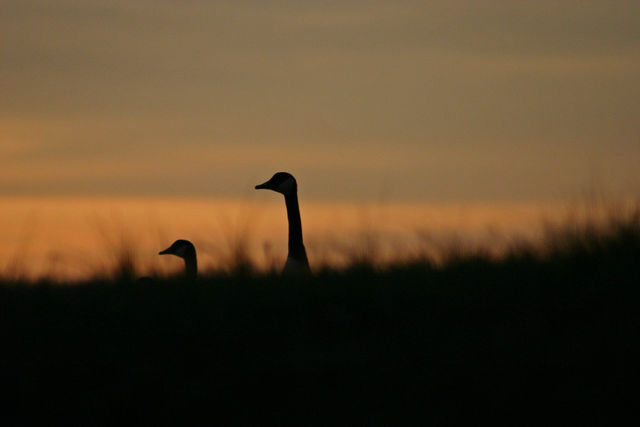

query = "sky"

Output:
[[2, 0, 639, 202]]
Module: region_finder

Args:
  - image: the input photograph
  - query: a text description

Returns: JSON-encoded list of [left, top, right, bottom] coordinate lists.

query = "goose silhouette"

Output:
[[255, 172, 311, 276], [159, 239, 198, 281]]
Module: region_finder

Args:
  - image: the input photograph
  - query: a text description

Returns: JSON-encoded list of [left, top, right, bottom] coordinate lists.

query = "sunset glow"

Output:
[[1, 1, 639, 279], [0, 196, 617, 280], [2, 4, 639, 421]]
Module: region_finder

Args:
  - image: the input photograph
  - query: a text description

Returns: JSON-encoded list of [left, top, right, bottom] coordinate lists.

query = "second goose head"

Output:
[[159, 239, 197, 281]]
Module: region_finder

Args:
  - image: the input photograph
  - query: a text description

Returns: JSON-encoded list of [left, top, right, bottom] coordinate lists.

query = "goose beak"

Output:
[[255, 181, 270, 190], [159, 248, 171, 255]]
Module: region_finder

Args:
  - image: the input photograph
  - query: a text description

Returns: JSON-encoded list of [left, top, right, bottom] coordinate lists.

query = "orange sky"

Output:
[[2, 196, 587, 280], [1, 1, 639, 202]]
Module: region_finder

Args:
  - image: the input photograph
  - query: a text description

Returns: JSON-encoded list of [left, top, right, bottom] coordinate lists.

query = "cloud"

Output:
[[1, 1, 639, 200]]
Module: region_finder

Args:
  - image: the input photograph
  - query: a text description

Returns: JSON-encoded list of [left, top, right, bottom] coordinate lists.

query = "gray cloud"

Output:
[[1, 0, 639, 200]]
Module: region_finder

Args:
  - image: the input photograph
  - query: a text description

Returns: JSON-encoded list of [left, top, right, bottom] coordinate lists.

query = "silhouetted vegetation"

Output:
[[1, 206, 638, 425]]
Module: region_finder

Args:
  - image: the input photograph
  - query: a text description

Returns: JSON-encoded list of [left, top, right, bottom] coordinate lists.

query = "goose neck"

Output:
[[183, 253, 197, 281], [284, 192, 304, 255]]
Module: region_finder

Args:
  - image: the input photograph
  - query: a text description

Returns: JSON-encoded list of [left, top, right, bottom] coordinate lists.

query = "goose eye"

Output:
[[276, 177, 295, 193]]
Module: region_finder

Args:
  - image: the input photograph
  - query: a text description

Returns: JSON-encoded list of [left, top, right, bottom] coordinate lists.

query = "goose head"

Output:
[[159, 239, 195, 259], [255, 172, 297, 196]]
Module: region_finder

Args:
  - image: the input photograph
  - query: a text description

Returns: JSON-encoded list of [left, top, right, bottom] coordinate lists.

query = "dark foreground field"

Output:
[[1, 216, 639, 425]]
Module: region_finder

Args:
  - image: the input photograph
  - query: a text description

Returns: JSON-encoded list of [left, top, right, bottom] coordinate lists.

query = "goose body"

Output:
[[159, 239, 198, 281], [255, 172, 311, 276]]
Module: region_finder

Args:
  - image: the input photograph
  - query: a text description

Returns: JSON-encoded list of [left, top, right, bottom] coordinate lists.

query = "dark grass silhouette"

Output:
[[0, 207, 638, 425]]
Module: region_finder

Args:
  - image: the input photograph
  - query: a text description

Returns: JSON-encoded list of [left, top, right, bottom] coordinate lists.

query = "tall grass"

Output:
[[2, 199, 638, 282], [1, 200, 638, 424]]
